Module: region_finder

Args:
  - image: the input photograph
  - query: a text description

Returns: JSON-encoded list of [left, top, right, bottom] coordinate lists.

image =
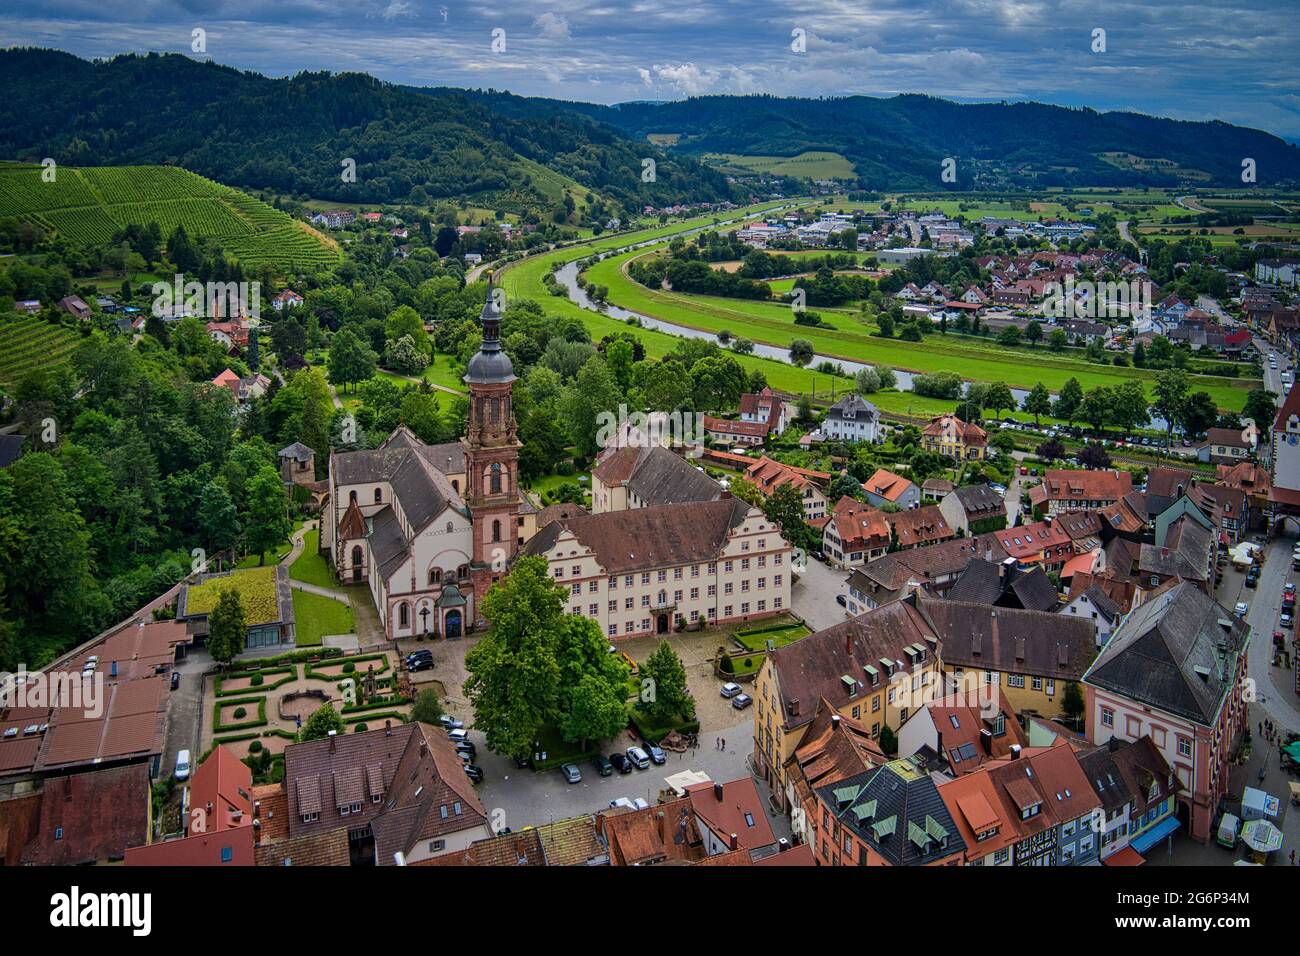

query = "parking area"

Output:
[[465, 716, 789, 836], [791, 556, 850, 633]]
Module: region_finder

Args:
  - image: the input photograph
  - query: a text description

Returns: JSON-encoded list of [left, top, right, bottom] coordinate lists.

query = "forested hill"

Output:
[[461, 90, 1300, 190], [0, 49, 737, 215]]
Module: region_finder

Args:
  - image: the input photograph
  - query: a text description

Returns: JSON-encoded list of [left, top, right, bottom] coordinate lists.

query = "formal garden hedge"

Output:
[[213, 696, 268, 733], [629, 706, 701, 744], [214, 665, 298, 697], [304, 652, 391, 683]]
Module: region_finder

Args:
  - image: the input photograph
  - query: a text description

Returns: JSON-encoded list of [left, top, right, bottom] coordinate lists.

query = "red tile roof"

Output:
[[21, 763, 150, 865], [686, 778, 776, 854]]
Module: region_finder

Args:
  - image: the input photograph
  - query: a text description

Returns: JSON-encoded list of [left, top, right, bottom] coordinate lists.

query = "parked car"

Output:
[[732, 693, 754, 710], [645, 743, 666, 765], [633, 798, 650, 810], [609, 797, 635, 810], [609, 752, 633, 774], [591, 754, 614, 777], [169, 671, 180, 691], [1234, 601, 1249, 618], [560, 763, 582, 784], [405, 650, 433, 665], [720, 682, 743, 698], [1282, 612, 1294, 630], [1245, 569, 1259, 588], [439, 715, 464, 730], [513, 754, 532, 769], [454, 741, 476, 759], [626, 746, 650, 770], [174, 749, 192, 781], [448, 728, 469, 743], [836, 594, 847, 607], [408, 657, 434, 673], [463, 764, 483, 783]]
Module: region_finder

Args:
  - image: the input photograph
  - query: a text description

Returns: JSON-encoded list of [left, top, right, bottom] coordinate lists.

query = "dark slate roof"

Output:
[[825, 394, 879, 421], [0, 433, 24, 469], [367, 506, 411, 581], [1077, 745, 1135, 814], [945, 559, 1004, 605], [815, 759, 966, 866], [1084, 582, 1247, 726], [1139, 515, 1212, 582], [1079, 585, 1122, 621], [1007, 566, 1060, 613], [950, 484, 1005, 517], [388, 451, 459, 531], [278, 441, 315, 462], [418, 441, 466, 475], [626, 446, 722, 507], [916, 596, 1097, 681]]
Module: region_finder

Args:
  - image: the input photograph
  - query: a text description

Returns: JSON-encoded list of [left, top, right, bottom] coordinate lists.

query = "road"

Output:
[[1241, 532, 1300, 733], [791, 554, 852, 631]]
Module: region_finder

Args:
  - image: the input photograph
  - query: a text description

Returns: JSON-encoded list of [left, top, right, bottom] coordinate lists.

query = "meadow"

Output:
[[583, 248, 1258, 411]]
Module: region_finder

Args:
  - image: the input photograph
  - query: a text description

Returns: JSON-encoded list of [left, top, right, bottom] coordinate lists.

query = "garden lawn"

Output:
[[732, 621, 811, 652], [289, 529, 337, 589], [236, 519, 303, 569], [585, 249, 1259, 412], [291, 589, 354, 647]]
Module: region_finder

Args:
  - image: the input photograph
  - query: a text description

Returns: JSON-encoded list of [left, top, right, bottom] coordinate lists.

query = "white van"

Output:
[[174, 749, 192, 781]]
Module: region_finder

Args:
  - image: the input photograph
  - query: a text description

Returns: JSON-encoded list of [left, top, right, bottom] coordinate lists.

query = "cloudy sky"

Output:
[[3, 0, 1299, 139]]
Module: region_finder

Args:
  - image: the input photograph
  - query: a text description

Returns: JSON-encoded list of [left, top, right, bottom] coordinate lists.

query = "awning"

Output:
[[1103, 846, 1145, 866], [1130, 815, 1181, 854]]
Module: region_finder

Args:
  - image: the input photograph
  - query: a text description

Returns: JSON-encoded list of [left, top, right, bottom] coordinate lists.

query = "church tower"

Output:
[[461, 276, 523, 610]]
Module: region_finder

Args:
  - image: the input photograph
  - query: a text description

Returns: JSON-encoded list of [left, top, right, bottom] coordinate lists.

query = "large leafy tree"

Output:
[[197, 478, 241, 554], [207, 588, 246, 668], [1242, 388, 1276, 430], [1022, 383, 1053, 425], [641, 640, 694, 722], [555, 616, 630, 748], [763, 482, 808, 549], [463, 557, 565, 759], [1053, 377, 1084, 426], [301, 703, 346, 741], [243, 464, 291, 565], [327, 328, 378, 392], [1151, 368, 1190, 444]]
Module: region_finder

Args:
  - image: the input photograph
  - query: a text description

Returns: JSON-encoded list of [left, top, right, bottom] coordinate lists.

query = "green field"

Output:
[[291, 588, 355, 647], [703, 151, 857, 180], [0, 163, 340, 271], [0, 313, 81, 387], [497, 200, 871, 403], [583, 248, 1259, 412]]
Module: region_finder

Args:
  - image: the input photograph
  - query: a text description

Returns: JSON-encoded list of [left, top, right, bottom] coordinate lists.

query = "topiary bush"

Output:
[[233, 707, 247, 719], [251, 673, 264, 687], [343, 662, 356, 674], [249, 740, 263, 753]]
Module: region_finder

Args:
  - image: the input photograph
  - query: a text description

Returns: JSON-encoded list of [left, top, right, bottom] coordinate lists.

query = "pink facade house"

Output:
[[1081, 582, 1249, 844]]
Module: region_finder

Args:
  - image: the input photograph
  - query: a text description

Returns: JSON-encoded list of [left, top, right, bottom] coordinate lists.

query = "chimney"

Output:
[[1010, 744, 1022, 760], [656, 811, 666, 841], [728, 832, 739, 850], [789, 698, 800, 717], [979, 728, 993, 755], [252, 818, 262, 845], [328, 732, 337, 753], [830, 714, 841, 728], [714, 782, 724, 802], [1108, 736, 1119, 753], [384, 719, 392, 737], [846, 631, 853, 656]]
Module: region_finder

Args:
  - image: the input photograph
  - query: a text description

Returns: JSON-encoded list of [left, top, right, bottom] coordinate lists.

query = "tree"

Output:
[[789, 339, 814, 367], [983, 382, 1015, 418], [327, 328, 378, 392], [875, 365, 897, 389], [463, 557, 564, 759], [1047, 327, 1068, 352], [1077, 441, 1112, 469], [1079, 387, 1112, 433], [1053, 377, 1084, 426], [1180, 390, 1218, 440], [555, 616, 630, 748], [1035, 438, 1066, 461], [641, 640, 693, 722], [1024, 321, 1043, 346], [243, 464, 291, 565], [854, 366, 881, 394], [301, 703, 346, 741], [207, 588, 245, 669], [728, 476, 763, 507], [1110, 380, 1150, 434], [561, 356, 621, 459], [1061, 681, 1085, 728], [1022, 383, 1052, 425], [998, 325, 1021, 348], [763, 482, 808, 548], [384, 305, 431, 358], [1242, 388, 1276, 430], [197, 479, 240, 553], [1152, 368, 1189, 445], [410, 689, 444, 725]]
